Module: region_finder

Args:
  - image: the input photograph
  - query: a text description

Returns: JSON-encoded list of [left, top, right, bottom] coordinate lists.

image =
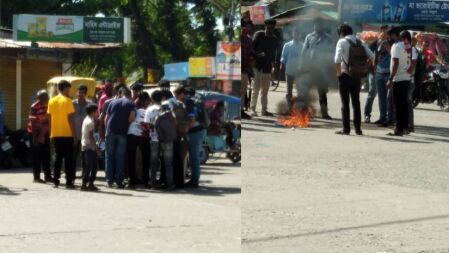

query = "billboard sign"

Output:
[[216, 41, 241, 80], [188, 57, 216, 78], [339, 0, 449, 23], [13, 14, 131, 43], [163, 62, 189, 81]]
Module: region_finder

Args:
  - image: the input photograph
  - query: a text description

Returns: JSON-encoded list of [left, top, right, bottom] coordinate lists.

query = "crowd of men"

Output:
[[27, 80, 210, 191], [242, 17, 441, 137]]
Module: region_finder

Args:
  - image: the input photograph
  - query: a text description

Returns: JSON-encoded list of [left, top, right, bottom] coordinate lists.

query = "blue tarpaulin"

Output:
[[339, 0, 449, 23]]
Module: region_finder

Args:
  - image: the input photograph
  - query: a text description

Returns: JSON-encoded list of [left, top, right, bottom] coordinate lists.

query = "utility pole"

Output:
[[0, 0, 3, 28], [228, 0, 235, 41]]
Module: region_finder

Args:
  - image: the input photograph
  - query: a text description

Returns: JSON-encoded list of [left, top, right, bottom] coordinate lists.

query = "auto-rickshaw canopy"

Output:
[[47, 76, 96, 99]]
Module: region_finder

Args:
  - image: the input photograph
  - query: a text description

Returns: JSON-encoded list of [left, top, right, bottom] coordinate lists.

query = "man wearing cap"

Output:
[[28, 90, 52, 183], [251, 19, 279, 116]]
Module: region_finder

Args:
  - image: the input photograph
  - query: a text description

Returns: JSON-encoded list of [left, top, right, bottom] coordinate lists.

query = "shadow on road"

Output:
[[362, 135, 433, 144], [415, 106, 446, 112], [414, 125, 449, 138], [243, 214, 449, 244], [0, 185, 27, 196]]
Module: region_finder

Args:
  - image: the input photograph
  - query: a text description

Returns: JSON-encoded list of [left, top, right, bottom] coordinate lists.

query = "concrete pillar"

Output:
[[62, 62, 72, 76], [15, 59, 22, 130]]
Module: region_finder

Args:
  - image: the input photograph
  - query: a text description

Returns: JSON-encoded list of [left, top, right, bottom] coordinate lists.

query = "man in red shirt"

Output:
[[98, 82, 113, 114], [28, 90, 52, 183]]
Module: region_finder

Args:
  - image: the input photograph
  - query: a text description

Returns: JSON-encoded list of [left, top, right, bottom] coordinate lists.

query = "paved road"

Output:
[[242, 83, 449, 253], [0, 158, 240, 253]]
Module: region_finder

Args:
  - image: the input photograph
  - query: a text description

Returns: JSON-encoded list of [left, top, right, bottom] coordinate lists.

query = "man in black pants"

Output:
[[170, 87, 189, 187], [387, 29, 417, 136], [28, 90, 52, 183], [47, 80, 76, 188], [334, 24, 374, 135]]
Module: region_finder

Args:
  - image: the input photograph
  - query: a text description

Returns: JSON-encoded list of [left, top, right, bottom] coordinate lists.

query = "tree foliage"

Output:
[[0, 0, 238, 82]]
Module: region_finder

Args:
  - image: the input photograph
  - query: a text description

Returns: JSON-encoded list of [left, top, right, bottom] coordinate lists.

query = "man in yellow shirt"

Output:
[[47, 80, 76, 188]]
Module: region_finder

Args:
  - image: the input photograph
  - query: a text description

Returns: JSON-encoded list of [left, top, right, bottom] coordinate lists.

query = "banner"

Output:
[[339, 0, 449, 23], [188, 57, 216, 78], [163, 62, 189, 81], [216, 41, 241, 80], [13, 14, 131, 43], [249, 6, 270, 25]]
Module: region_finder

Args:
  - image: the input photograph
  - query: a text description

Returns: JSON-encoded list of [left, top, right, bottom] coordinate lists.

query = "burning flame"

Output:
[[277, 107, 314, 128]]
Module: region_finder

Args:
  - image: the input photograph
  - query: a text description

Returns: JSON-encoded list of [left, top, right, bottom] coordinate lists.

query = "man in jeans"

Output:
[[47, 80, 76, 188], [105, 87, 136, 188], [373, 28, 394, 127], [334, 24, 374, 135], [144, 90, 163, 188], [72, 85, 90, 170], [280, 27, 303, 111], [364, 25, 388, 123], [387, 30, 417, 136], [185, 95, 207, 188], [251, 19, 278, 116]]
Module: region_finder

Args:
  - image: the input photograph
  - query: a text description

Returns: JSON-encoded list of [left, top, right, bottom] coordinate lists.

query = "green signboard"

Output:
[[13, 14, 131, 44], [83, 17, 124, 43]]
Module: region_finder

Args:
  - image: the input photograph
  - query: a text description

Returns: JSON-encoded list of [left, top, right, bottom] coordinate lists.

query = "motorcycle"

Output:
[[413, 65, 449, 111], [0, 127, 32, 168]]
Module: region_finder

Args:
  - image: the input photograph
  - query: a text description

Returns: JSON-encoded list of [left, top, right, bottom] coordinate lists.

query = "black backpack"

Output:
[[346, 38, 369, 78], [155, 110, 177, 142]]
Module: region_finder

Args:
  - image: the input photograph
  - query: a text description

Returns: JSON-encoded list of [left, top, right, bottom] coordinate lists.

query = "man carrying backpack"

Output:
[[334, 24, 374, 135], [155, 102, 177, 190]]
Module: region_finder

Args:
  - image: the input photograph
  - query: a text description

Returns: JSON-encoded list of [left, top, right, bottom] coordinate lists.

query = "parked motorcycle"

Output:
[[413, 65, 449, 111], [0, 127, 32, 168]]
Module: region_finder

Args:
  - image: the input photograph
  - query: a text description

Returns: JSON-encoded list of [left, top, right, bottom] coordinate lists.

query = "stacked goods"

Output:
[[358, 31, 380, 44]]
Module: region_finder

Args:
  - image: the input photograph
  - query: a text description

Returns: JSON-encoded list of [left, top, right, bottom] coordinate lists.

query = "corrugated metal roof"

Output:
[[0, 39, 121, 50]]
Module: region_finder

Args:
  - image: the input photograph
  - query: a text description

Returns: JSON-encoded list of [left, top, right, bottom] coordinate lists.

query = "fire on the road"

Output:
[[277, 107, 314, 128]]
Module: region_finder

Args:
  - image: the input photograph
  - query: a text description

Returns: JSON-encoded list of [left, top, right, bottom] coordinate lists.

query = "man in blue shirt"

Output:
[[105, 87, 136, 188], [280, 27, 303, 110]]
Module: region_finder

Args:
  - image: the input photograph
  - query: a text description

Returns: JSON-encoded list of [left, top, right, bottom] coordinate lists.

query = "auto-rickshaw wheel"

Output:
[[227, 144, 241, 163]]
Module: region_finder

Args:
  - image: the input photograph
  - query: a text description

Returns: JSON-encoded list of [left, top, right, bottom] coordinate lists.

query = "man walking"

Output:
[[387, 30, 417, 136], [334, 24, 374, 135], [105, 87, 136, 188], [251, 19, 278, 116], [241, 18, 254, 119], [47, 80, 76, 188], [280, 27, 303, 111], [299, 18, 335, 119], [28, 90, 52, 183], [73, 85, 90, 170]]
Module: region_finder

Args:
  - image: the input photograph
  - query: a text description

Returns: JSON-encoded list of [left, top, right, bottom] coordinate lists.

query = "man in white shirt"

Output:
[[280, 27, 303, 110], [387, 30, 417, 136], [144, 90, 163, 188], [334, 23, 375, 135]]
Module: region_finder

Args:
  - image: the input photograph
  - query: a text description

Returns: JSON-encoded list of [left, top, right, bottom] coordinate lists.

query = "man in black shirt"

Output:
[[250, 19, 278, 116]]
